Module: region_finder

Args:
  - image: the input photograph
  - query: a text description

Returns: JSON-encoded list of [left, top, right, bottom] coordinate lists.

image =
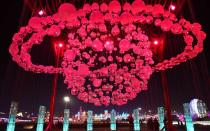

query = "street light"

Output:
[[64, 96, 70, 109]]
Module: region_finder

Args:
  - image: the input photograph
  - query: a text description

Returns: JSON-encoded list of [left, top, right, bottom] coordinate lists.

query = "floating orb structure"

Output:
[[9, 0, 206, 106]]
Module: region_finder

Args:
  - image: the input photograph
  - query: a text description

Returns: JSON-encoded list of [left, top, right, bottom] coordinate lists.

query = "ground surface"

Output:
[[1, 123, 210, 131]]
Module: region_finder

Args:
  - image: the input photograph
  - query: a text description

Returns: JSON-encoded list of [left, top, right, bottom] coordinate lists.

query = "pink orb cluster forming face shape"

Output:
[[9, 0, 206, 106]]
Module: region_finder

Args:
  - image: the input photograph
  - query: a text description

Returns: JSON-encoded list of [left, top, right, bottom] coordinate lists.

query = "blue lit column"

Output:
[[158, 107, 165, 131], [36, 106, 46, 131], [7, 102, 18, 131], [183, 103, 194, 131], [133, 109, 140, 131], [104, 110, 108, 120], [110, 109, 116, 130], [87, 110, 93, 131], [63, 109, 70, 131]]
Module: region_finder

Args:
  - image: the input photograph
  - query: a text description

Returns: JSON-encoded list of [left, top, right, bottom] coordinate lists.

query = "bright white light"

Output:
[[153, 40, 159, 45], [170, 5, 176, 11], [194, 121, 210, 126], [58, 43, 64, 48], [64, 96, 70, 103], [38, 10, 44, 16]]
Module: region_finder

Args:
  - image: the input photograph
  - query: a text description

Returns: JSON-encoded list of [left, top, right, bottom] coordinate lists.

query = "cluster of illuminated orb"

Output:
[[9, 0, 206, 106]]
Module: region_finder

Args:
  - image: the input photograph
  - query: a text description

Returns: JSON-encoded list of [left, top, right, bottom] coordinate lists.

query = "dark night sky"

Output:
[[0, 0, 210, 115]]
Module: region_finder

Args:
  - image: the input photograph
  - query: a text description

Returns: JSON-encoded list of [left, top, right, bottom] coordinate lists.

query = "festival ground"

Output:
[[1, 123, 210, 131]]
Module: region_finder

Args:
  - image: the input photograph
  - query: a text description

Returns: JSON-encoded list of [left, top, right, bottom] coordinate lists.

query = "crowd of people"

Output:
[[147, 117, 160, 130], [128, 114, 160, 131]]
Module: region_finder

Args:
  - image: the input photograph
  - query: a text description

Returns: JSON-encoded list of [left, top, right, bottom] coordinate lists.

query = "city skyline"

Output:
[[0, 0, 210, 115]]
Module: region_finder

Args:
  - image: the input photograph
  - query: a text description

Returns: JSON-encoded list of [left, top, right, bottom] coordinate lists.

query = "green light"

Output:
[[157, 107, 165, 131], [87, 110, 93, 131], [110, 109, 116, 130], [63, 109, 70, 131], [133, 109, 140, 131], [7, 102, 18, 131], [36, 106, 46, 131], [183, 103, 194, 131]]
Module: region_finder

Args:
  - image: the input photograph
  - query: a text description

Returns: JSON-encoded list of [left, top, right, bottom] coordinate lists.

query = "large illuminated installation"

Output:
[[63, 109, 70, 131], [189, 99, 208, 119], [87, 110, 93, 131], [133, 109, 140, 131], [183, 103, 194, 131], [110, 109, 116, 130], [9, 0, 206, 106], [36, 106, 46, 131], [157, 107, 165, 131], [7, 102, 18, 131]]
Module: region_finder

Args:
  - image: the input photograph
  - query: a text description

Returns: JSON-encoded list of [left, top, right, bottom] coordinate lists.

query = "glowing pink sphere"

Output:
[[104, 41, 114, 51]]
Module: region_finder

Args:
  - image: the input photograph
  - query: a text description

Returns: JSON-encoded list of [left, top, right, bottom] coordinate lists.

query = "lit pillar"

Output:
[[36, 106, 46, 131], [87, 110, 93, 131], [104, 110, 108, 120], [7, 102, 18, 131], [63, 109, 70, 131], [183, 103, 194, 131], [133, 109, 140, 131], [158, 107, 165, 131], [110, 109, 116, 130]]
